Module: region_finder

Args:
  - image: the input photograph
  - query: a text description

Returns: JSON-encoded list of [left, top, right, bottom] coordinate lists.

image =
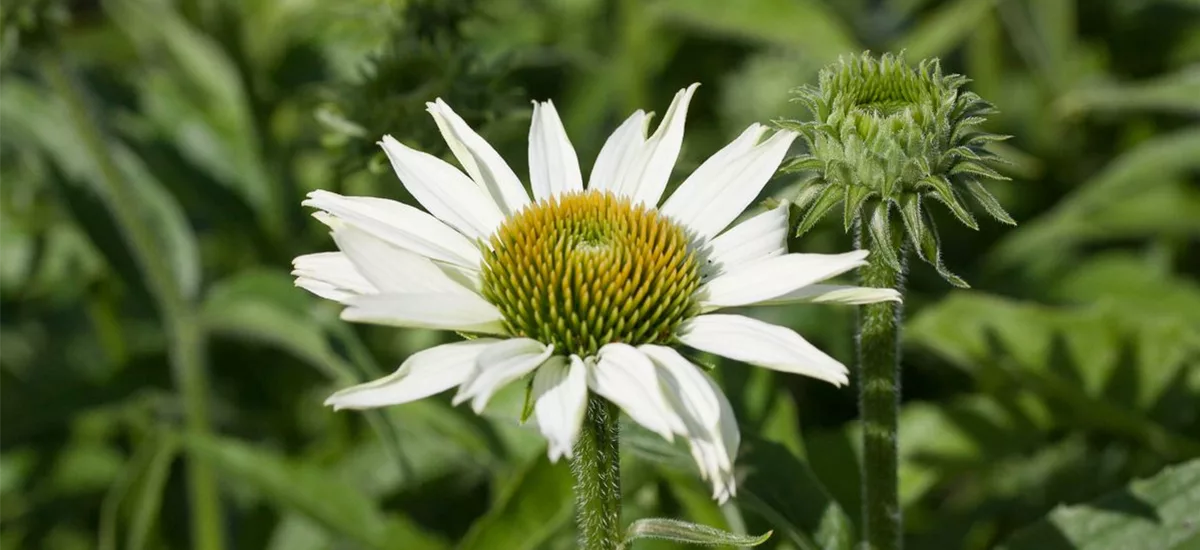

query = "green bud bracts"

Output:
[[781, 52, 1015, 287], [480, 191, 701, 357]]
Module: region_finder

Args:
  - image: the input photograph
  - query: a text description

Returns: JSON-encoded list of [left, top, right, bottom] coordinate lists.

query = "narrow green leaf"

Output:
[[997, 459, 1200, 549], [458, 454, 575, 550], [182, 433, 448, 550], [620, 518, 771, 548]]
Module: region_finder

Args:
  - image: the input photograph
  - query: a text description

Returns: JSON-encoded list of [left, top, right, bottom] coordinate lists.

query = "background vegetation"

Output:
[[2, 0, 1198, 548]]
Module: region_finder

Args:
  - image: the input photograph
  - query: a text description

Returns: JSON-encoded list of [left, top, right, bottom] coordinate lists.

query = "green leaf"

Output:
[[896, 0, 998, 59], [620, 518, 771, 548], [739, 439, 855, 550], [650, 0, 858, 63], [458, 453, 575, 550], [997, 459, 1200, 549], [182, 432, 449, 550]]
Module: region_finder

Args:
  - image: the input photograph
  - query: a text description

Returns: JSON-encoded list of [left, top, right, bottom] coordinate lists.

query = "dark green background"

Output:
[[3, 0, 1198, 548]]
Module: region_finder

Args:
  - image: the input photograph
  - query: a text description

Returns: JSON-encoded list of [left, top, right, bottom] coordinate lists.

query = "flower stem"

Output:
[[571, 396, 622, 550], [856, 226, 906, 550]]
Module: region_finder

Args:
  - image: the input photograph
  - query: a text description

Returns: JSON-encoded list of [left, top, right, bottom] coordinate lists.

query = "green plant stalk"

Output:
[[46, 54, 225, 550], [856, 226, 906, 550], [571, 396, 622, 550]]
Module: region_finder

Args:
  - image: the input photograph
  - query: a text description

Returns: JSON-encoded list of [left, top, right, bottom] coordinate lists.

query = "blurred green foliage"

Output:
[[2, 0, 1199, 548]]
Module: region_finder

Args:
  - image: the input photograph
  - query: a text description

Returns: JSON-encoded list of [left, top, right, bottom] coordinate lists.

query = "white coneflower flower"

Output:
[[294, 84, 899, 502]]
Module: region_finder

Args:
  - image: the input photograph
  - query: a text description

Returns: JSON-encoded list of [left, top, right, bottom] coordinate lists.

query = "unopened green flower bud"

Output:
[[780, 52, 1015, 287]]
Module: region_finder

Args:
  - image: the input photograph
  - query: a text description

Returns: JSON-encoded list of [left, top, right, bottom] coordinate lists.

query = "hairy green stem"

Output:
[[571, 396, 622, 550], [47, 54, 225, 550], [856, 226, 906, 550]]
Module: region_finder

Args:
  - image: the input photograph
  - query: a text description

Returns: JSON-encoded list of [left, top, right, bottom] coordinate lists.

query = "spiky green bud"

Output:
[[780, 52, 1015, 287]]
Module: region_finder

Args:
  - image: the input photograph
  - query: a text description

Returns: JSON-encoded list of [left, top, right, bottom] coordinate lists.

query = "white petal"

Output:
[[426, 99, 530, 216], [324, 339, 499, 410], [341, 293, 505, 334], [589, 343, 685, 441], [454, 338, 553, 413], [588, 110, 651, 193], [662, 127, 797, 239], [330, 222, 474, 295], [640, 345, 739, 501], [702, 201, 789, 279], [292, 252, 375, 303], [532, 355, 588, 461], [677, 314, 849, 386], [699, 250, 870, 310], [615, 84, 700, 206], [529, 101, 583, 201], [763, 284, 902, 305], [378, 135, 505, 240], [304, 190, 481, 268]]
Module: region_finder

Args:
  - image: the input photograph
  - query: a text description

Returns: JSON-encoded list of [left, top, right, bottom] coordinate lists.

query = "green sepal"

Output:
[[918, 209, 969, 288], [867, 203, 903, 272], [951, 160, 1009, 181], [780, 155, 823, 173], [919, 176, 979, 230], [519, 378, 536, 424], [843, 185, 874, 232], [618, 518, 772, 549], [964, 179, 1017, 225], [898, 193, 926, 256], [795, 184, 843, 237]]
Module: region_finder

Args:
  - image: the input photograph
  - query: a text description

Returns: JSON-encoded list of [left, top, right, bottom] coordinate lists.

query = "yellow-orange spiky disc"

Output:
[[480, 190, 700, 357]]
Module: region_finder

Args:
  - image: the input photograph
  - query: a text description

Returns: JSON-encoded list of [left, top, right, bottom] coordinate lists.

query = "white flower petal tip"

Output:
[[323, 340, 499, 410], [453, 339, 553, 414], [699, 250, 875, 311], [661, 126, 798, 239], [424, 98, 530, 215], [677, 314, 850, 387], [529, 100, 583, 201], [590, 84, 701, 206], [533, 355, 588, 462]]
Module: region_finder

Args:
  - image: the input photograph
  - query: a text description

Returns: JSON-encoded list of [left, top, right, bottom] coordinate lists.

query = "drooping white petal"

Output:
[[640, 345, 739, 501], [588, 110, 651, 193], [330, 223, 474, 295], [454, 338, 553, 413], [292, 252, 375, 303], [324, 339, 499, 410], [532, 355, 588, 461], [304, 190, 482, 269], [426, 99, 530, 216], [378, 135, 504, 240], [677, 314, 849, 386], [662, 127, 797, 239], [702, 201, 789, 278], [341, 293, 505, 334], [699, 250, 870, 310], [588, 84, 700, 206], [589, 343, 685, 441], [529, 101, 583, 201], [762, 284, 902, 305]]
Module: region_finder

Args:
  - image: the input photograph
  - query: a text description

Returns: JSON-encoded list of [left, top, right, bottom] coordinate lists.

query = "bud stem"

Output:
[[571, 396, 622, 549], [855, 223, 906, 550]]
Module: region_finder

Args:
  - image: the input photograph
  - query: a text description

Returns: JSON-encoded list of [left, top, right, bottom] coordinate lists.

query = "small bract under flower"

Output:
[[293, 84, 900, 502]]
